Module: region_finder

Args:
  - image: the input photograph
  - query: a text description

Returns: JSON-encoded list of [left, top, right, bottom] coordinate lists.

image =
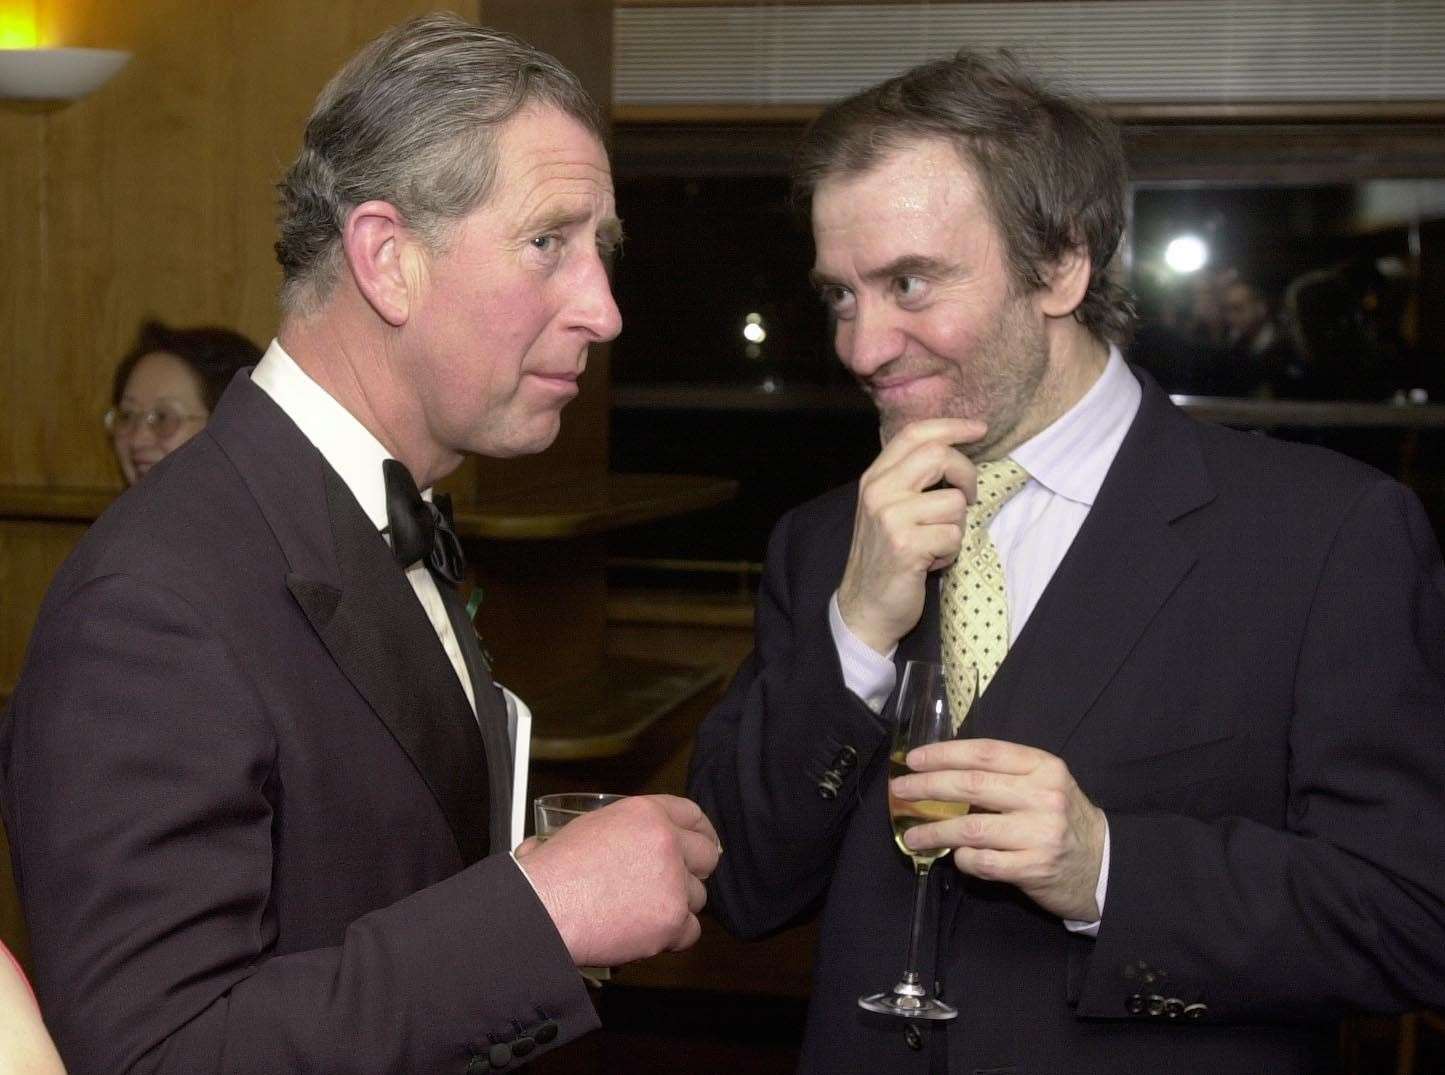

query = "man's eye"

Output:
[[819, 285, 855, 318], [896, 276, 928, 301], [531, 234, 559, 252]]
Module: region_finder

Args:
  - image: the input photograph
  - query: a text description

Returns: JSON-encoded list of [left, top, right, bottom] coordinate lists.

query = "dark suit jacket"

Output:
[[689, 370, 1445, 1074], [1, 376, 594, 1074]]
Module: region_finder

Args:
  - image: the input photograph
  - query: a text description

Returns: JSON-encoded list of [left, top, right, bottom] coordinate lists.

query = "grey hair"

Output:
[[793, 50, 1135, 346], [275, 12, 603, 316]]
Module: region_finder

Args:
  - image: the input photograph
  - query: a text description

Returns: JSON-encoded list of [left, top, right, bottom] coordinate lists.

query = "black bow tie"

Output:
[[382, 459, 466, 585]]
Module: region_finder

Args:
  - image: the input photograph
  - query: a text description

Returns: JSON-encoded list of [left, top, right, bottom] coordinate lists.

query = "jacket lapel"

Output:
[[287, 470, 493, 866], [206, 375, 492, 866]]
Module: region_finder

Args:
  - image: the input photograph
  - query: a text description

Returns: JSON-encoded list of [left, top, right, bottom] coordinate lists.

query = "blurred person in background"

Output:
[[105, 319, 261, 485]]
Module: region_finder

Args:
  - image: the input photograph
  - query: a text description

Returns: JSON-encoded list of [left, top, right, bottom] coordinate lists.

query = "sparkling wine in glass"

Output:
[[859, 659, 970, 1020]]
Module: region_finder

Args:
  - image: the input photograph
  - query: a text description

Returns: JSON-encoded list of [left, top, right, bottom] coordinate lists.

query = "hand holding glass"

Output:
[[858, 660, 969, 1020], [532, 793, 626, 985]]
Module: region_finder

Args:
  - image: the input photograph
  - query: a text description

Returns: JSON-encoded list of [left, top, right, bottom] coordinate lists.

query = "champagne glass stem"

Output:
[[898, 861, 931, 993]]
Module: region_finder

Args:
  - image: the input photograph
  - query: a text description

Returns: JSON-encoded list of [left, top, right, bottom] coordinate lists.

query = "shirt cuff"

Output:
[[828, 591, 898, 714], [510, 850, 544, 901], [1062, 815, 1110, 937]]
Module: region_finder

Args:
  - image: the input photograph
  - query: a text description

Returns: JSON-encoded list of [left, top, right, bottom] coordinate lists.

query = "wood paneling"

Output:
[[0, 522, 86, 691], [2, 0, 475, 490]]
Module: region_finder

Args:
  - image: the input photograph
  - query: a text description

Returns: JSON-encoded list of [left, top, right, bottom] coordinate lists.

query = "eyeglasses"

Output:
[[103, 405, 208, 439]]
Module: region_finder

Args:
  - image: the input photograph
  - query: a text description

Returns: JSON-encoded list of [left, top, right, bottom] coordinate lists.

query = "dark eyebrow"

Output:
[[810, 254, 955, 291]]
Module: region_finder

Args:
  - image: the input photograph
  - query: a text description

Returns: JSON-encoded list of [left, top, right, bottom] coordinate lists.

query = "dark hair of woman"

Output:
[[111, 319, 262, 411]]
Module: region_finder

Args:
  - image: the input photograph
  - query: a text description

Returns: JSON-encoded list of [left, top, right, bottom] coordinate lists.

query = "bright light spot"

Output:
[[745, 312, 762, 325], [1164, 235, 1208, 274], [743, 322, 766, 343], [0, 2, 39, 48], [0, 24, 38, 48]]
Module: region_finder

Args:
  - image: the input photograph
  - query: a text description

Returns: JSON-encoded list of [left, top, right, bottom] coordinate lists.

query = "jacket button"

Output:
[[903, 1023, 923, 1051], [1183, 1002, 1209, 1021], [1163, 997, 1185, 1019], [817, 773, 841, 799], [466, 1058, 490, 1074], [1125, 992, 1146, 1015], [533, 1020, 558, 1045], [488, 1042, 513, 1067], [511, 1036, 535, 1058], [1145, 994, 1165, 1017], [833, 746, 858, 772]]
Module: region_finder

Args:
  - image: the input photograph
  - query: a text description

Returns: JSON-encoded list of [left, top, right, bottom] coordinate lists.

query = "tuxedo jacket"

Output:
[[689, 370, 1445, 1074], [0, 376, 594, 1074]]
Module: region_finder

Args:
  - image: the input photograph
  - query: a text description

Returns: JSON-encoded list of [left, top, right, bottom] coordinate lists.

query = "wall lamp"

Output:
[[0, 46, 129, 101]]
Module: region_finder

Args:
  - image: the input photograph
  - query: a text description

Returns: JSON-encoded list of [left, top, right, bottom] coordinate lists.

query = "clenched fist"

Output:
[[515, 794, 721, 968]]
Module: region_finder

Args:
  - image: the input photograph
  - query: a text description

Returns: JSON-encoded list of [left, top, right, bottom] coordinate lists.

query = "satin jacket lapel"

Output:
[[207, 376, 494, 865], [975, 373, 1213, 757], [434, 576, 513, 854]]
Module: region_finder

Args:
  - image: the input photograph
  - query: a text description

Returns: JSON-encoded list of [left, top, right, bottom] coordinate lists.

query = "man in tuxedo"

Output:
[[689, 50, 1445, 1073], [2, 14, 717, 1075]]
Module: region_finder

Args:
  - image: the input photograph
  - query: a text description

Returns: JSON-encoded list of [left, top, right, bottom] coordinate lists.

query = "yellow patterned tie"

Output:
[[941, 459, 1031, 731]]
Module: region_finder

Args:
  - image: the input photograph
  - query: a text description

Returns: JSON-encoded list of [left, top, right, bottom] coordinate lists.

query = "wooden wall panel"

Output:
[[0, 521, 85, 690], [1, 0, 476, 492]]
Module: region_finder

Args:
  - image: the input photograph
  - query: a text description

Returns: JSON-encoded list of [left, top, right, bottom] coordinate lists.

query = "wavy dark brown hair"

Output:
[[793, 50, 1135, 345]]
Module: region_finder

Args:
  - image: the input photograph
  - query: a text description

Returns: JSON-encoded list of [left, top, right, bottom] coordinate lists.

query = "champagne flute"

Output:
[[858, 659, 971, 1020]]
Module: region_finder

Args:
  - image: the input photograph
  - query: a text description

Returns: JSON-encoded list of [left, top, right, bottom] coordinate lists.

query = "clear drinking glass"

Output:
[[533, 792, 626, 839], [858, 659, 969, 1020]]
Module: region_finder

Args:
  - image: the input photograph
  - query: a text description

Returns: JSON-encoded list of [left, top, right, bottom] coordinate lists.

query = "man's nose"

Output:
[[838, 301, 904, 378], [573, 256, 623, 343]]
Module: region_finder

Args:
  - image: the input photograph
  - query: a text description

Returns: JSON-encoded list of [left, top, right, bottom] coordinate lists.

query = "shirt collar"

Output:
[[1009, 346, 1141, 508], [250, 339, 407, 533]]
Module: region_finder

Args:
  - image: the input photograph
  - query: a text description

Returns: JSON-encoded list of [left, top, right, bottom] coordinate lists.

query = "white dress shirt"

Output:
[[830, 346, 1141, 933], [251, 340, 477, 715]]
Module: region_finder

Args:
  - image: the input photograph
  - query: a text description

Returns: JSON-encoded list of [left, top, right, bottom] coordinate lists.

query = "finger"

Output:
[[654, 795, 721, 844], [669, 913, 702, 952], [685, 873, 708, 914], [873, 418, 987, 471], [678, 827, 722, 880], [901, 810, 1033, 854], [890, 768, 1036, 815], [950, 845, 1028, 885], [874, 441, 977, 502], [906, 738, 1048, 776], [914, 486, 970, 525]]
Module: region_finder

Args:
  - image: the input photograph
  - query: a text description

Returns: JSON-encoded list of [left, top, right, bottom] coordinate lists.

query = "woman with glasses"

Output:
[[105, 319, 261, 485]]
